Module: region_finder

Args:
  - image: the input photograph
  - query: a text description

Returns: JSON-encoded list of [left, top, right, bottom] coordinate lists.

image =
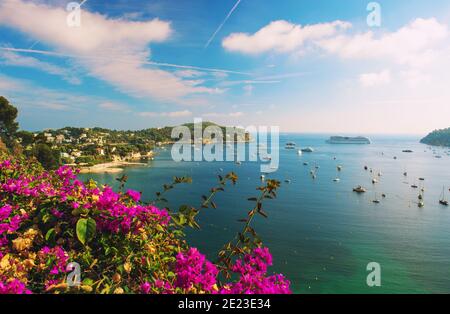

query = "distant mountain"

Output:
[[421, 128, 450, 147]]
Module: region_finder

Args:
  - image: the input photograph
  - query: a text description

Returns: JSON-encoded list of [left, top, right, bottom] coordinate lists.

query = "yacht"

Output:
[[326, 136, 371, 144], [285, 142, 296, 149], [353, 186, 367, 193], [301, 147, 314, 153]]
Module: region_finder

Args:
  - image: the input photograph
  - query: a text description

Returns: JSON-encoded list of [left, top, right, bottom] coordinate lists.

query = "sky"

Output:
[[0, 0, 449, 134]]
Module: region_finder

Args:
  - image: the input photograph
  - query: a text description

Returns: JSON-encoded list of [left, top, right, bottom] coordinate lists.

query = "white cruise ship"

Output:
[[326, 136, 371, 144]]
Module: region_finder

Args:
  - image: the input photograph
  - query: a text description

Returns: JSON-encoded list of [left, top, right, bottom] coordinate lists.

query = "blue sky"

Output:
[[0, 0, 450, 134]]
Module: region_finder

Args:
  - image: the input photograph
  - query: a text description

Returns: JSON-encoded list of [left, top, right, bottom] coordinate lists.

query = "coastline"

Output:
[[78, 161, 148, 174]]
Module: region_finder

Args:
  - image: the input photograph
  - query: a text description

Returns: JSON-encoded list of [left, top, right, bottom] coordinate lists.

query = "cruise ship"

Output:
[[326, 136, 371, 144]]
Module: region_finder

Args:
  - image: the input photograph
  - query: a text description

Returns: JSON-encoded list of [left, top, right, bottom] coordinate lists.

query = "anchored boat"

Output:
[[440, 187, 449, 206]]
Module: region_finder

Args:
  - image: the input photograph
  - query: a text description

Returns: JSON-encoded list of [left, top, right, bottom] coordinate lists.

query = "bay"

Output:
[[79, 134, 450, 294]]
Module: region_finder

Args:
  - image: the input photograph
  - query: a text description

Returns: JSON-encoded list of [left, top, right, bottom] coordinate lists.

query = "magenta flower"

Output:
[[0, 205, 12, 221], [140, 282, 151, 294], [126, 189, 141, 202], [175, 248, 218, 292], [0, 279, 31, 294]]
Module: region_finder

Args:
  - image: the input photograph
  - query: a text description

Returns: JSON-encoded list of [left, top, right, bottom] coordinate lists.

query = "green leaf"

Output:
[[45, 228, 56, 242], [76, 218, 96, 245]]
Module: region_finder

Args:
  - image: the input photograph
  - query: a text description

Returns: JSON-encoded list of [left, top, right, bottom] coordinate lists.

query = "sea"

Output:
[[79, 134, 450, 294]]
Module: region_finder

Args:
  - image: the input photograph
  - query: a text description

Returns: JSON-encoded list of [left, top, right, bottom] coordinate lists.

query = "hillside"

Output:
[[420, 128, 450, 147], [16, 122, 250, 168]]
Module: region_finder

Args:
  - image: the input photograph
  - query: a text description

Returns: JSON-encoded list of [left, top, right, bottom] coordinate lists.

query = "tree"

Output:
[[31, 143, 60, 170], [0, 96, 19, 148], [16, 130, 35, 146]]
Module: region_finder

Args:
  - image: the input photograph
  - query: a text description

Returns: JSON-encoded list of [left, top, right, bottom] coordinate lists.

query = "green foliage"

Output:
[[0, 96, 19, 148], [30, 143, 60, 170], [421, 127, 450, 147], [76, 218, 97, 245], [0, 154, 289, 294], [16, 130, 34, 146]]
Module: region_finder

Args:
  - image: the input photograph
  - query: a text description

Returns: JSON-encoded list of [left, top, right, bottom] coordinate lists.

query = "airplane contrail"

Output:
[[0, 47, 251, 76], [204, 0, 242, 49]]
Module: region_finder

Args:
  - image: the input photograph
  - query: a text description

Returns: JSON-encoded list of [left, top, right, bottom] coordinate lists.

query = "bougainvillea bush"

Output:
[[0, 154, 290, 294]]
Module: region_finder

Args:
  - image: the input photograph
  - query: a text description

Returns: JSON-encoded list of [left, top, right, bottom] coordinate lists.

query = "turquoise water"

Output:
[[79, 135, 450, 294]]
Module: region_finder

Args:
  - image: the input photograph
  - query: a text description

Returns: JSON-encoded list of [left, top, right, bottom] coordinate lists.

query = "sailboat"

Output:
[[372, 192, 380, 204], [439, 187, 449, 206]]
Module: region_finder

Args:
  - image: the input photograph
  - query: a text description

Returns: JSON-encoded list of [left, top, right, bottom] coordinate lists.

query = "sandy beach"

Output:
[[78, 161, 148, 174]]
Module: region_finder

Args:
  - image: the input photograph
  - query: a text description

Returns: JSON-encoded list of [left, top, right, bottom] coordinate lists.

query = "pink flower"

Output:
[[140, 282, 151, 294], [71, 202, 80, 209], [126, 189, 141, 202], [0, 205, 12, 221], [0, 279, 32, 294], [175, 248, 218, 293]]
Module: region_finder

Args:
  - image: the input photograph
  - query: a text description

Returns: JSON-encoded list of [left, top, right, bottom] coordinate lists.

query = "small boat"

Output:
[[372, 178, 378, 184], [419, 178, 425, 181], [382, 194, 387, 198], [301, 147, 314, 153], [333, 178, 340, 182], [402, 150, 413, 153], [285, 179, 291, 184], [337, 165, 343, 171], [303, 162, 309, 166], [235, 161, 242, 165], [393, 156, 397, 160], [260, 175, 265, 181], [364, 166, 368, 170], [377, 172, 382, 177], [285, 142, 296, 150], [439, 187, 449, 206], [418, 201, 425, 208], [418, 194, 423, 200], [297, 150, 303, 156], [372, 192, 380, 204], [411, 184, 418, 189], [353, 186, 367, 193], [403, 172, 408, 177], [435, 155, 442, 159]]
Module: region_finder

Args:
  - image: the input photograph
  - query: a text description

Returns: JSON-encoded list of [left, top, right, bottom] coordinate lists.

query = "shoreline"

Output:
[[78, 161, 148, 174]]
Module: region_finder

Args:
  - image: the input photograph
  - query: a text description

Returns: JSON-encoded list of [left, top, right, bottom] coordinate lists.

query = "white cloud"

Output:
[[222, 20, 351, 55], [99, 102, 130, 112], [0, 0, 219, 103], [202, 112, 244, 118], [359, 69, 391, 87], [139, 110, 192, 118], [0, 75, 24, 91], [317, 18, 448, 68], [0, 74, 108, 112], [0, 50, 80, 84]]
